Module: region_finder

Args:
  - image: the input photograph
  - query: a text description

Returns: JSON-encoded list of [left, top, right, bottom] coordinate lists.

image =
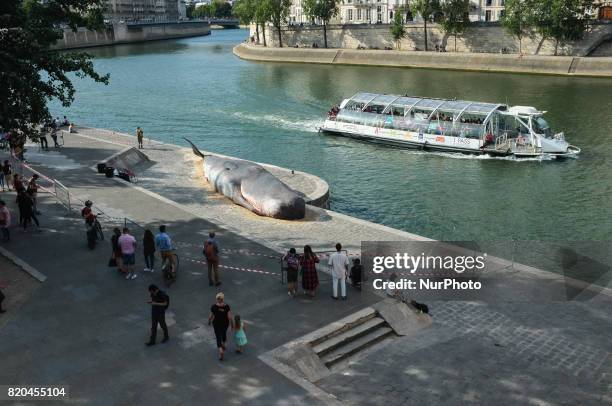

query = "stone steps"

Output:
[[309, 309, 395, 368]]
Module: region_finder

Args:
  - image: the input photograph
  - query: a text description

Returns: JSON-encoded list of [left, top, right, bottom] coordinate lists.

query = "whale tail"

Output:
[[184, 138, 209, 159]]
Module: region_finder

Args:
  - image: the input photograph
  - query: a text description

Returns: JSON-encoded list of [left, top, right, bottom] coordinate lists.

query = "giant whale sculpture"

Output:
[[185, 139, 306, 220]]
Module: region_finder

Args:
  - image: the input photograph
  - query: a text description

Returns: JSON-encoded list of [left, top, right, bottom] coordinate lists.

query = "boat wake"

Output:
[[403, 149, 558, 162], [231, 112, 323, 133]]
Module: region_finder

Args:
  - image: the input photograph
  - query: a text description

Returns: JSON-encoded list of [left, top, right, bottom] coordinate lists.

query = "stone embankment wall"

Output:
[[233, 43, 612, 77], [253, 23, 612, 57], [53, 22, 211, 50]]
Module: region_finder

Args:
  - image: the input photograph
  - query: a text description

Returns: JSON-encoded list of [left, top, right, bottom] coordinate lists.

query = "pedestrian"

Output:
[[283, 247, 299, 297], [143, 228, 156, 272], [204, 232, 220, 286], [0, 200, 10, 242], [208, 292, 233, 361], [136, 127, 144, 149], [1, 160, 11, 191], [39, 132, 48, 150], [16, 190, 39, 231], [233, 315, 247, 354], [155, 225, 175, 276], [300, 245, 319, 297], [350, 258, 362, 289], [13, 174, 24, 193], [118, 227, 138, 280], [111, 227, 124, 273], [50, 128, 59, 148], [328, 243, 349, 300], [27, 174, 40, 214], [146, 284, 169, 346]]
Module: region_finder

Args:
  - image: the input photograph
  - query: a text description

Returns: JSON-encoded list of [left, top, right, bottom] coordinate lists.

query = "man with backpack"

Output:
[[204, 232, 220, 287], [146, 284, 169, 346]]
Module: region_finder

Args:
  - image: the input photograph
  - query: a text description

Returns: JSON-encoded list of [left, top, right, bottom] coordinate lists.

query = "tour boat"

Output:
[[320, 92, 580, 158]]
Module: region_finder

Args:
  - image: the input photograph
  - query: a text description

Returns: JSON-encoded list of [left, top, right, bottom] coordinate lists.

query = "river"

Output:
[[52, 29, 612, 242]]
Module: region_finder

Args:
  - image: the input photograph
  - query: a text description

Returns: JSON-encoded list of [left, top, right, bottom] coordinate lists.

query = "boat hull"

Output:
[[321, 120, 502, 156]]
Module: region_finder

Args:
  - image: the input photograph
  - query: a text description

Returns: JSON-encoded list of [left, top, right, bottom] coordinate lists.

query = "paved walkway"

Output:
[[0, 138, 380, 404]]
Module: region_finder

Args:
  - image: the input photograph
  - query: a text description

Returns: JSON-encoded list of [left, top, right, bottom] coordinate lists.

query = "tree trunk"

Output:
[[277, 24, 283, 48], [519, 36, 522, 55], [262, 23, 267, 47], [255, 23, 260, 44], [323, 21, 328, 48], [454, 34, 457, 52], [554, 39, 559, 56], [424, 19, 428, 51]]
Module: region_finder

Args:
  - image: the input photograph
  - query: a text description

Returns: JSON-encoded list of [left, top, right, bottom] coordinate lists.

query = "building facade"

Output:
[[288, 0, 509, 25], [103, 0, 181, 22]]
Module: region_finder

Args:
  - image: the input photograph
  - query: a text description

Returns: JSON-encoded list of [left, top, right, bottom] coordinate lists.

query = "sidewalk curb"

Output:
[[0, 246, 47, 282]]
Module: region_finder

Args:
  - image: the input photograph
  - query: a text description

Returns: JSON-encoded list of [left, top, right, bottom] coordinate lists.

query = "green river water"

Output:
[[52, 29, 612, 242]]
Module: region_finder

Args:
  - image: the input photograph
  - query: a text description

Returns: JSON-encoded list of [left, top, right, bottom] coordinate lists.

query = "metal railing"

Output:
[[8, 153, 72, 211]]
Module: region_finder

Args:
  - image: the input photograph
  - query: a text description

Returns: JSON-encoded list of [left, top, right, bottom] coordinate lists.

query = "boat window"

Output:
[[532, 117, 552, 137], [389, 106, 405, 116], [363, 104, 387, 114]]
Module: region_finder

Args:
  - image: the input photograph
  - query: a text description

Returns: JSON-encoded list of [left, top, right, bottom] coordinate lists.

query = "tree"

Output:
[[211, 0, 233, 18], [265, 0, 292, 47], [0, 0, 109, 142], [234, 0, 258, 41], [411, 0, 440, 51], [390, 8, 406, 49], [439, 0, 470, 52], [303, 0, 339, 48], [501, 0, 532, 55], [531, 0, 593, 55], [255, 0, 271, 46], [193, 4, 212, 18]]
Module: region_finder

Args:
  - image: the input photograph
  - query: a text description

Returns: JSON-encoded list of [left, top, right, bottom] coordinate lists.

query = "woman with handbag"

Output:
[[299, 245, 319, 297]]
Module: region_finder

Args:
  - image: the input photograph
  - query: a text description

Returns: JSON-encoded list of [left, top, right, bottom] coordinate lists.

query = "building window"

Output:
[[348, 8, 353, 20], [357, 9, 362, 20], [390, 10, 393, 19], [499, 9, 505, 18], [486, 0, 492, 6], [377, 12, 382, 22], [366, 8, 371, 21], [485, 9, 491, 21]]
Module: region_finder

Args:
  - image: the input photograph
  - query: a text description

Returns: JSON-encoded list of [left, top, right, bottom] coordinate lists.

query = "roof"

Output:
[[346, 92, 505, 116]]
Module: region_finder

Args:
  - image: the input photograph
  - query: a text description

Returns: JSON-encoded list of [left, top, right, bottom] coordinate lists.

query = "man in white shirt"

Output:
[[328, 243, 349, 300]]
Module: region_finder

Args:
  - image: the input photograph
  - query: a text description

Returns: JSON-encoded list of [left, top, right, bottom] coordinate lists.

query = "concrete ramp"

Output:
[[103, 146, 150, 170]]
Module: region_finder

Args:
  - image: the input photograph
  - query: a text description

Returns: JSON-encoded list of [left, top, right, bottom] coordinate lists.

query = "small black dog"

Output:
[[410, 300, 429, 314]]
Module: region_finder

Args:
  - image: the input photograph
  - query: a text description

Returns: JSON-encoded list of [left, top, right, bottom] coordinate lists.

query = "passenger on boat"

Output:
[[516, 135, 526, 147], [481, 132, 494, 149]]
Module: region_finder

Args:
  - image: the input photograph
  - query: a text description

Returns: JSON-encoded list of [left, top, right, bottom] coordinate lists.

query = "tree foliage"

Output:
[[531, 0, 593, 55], [501, 0, 533, 55], [0, 0, 109, 141], [193, 1, 233, 19], [265, 0, 292, 47], [439, 0, 470, 51], [390, 9, 406, 49], [410, 0, 440, 51], [234, 0, 257, 25], [303, 0, 339, 48]]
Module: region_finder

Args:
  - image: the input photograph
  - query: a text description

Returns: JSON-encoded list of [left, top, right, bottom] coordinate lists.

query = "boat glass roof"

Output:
[[347, 93, 504, 116]]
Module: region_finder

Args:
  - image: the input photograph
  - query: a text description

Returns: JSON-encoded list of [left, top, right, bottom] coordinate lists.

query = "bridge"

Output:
[[205, 18, 240, 28]]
